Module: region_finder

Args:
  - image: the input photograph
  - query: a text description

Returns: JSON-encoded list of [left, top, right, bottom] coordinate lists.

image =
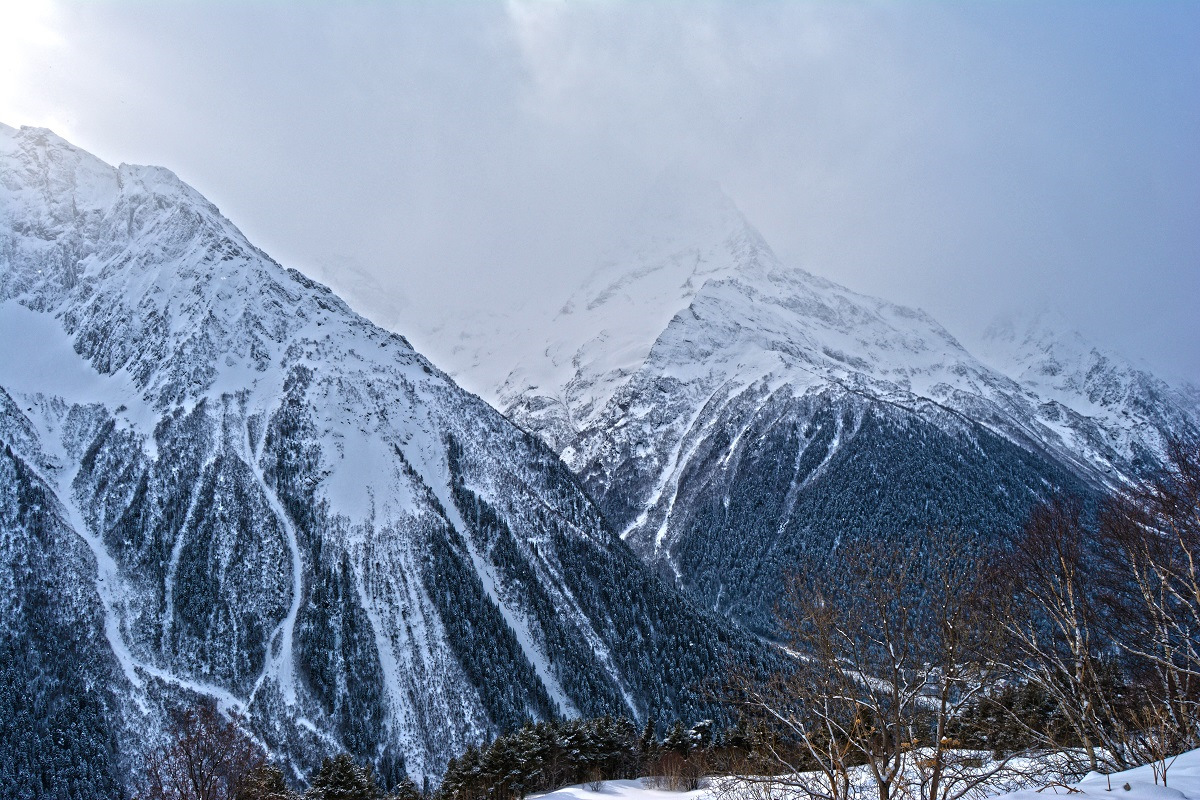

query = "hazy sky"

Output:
[[3, 1, 1198, 382]]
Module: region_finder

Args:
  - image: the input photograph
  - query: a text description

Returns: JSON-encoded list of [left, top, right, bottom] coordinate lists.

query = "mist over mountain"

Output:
[[435, 176, 1200, 633]]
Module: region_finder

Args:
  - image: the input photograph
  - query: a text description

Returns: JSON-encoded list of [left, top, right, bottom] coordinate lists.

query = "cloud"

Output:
[[2, 1, 1197, 381], [0, 0, 70, 133]]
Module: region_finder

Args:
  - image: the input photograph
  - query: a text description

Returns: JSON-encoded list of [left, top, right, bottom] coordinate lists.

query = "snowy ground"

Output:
[[532, 779, 710, 800], [533, 750, 1200, 800], [999, 749, 1200, 800]]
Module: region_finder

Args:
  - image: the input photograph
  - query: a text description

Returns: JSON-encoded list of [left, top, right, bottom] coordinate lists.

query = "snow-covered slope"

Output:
[[0, 125, 775, 796], [451, 178, 1199, 632]]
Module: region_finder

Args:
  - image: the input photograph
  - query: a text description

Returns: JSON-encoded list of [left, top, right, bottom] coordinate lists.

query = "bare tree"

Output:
[[137, 703, 268, 800], [727, 531, 1017, 800], [991, 497, 1130, 773], [1097, 441, 1200, 782], [996, 443, 1200, 777]]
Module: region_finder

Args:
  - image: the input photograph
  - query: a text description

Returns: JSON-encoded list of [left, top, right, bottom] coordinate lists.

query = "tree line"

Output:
[[133, 705, 743, 800], [135, 443, 1199, 800]]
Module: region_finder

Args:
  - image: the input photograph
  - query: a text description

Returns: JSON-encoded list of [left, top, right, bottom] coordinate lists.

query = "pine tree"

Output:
[[638, 715, 658, 771], [661, 722, 690, 757], [306, 753, 382, 800], [388, 776, 422, 800], [511, 723, 548, 792], [437, 756, 461, 800], [688, 720, 713, 750], [237, 762, 295, 800]]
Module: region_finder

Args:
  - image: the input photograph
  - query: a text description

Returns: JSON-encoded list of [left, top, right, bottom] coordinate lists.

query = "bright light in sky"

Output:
[[0, 0, 66, 128]]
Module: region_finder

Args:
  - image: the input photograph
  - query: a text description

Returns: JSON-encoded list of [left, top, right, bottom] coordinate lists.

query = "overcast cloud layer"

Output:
[[2, 1, 1198, 382]]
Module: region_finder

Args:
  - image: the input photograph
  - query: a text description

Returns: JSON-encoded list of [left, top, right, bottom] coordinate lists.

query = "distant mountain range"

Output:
[[0, 125, 777, 797], [430, 174, 1200, 633]]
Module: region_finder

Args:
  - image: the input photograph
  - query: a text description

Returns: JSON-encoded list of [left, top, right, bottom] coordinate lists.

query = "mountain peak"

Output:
[[984, 308, 1082, 346], [0, 127, 355, 407], [577, 173, 774, 310], [492, 175, 779, 419], [631, 171, 750, 240], [982, 309, 1137, 385], [6, 123, 79, 149]]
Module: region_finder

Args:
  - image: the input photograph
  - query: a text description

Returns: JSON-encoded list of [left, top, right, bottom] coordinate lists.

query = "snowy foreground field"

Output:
[[1002, 750, 1200, 800], [533, 750, 1200, 800]]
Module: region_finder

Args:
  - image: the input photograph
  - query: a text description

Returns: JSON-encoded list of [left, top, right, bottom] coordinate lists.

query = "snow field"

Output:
[[532, 750, 1200, 800]]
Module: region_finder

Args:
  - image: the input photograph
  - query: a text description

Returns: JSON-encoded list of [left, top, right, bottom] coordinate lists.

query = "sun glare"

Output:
[[0, 0, 64, 125]]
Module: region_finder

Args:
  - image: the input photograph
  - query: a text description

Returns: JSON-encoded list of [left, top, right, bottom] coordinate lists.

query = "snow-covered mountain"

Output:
[[447, 176, 1200, 633], [0, 126, 777, 797], [978, 310, 1200, 476]]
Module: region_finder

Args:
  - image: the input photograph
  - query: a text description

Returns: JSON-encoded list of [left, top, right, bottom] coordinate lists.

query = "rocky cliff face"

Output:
[[0, 126, 769, 796]]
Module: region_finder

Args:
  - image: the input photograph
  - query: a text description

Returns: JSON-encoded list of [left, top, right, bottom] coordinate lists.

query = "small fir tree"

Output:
[[306, 753, 381, 800]]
